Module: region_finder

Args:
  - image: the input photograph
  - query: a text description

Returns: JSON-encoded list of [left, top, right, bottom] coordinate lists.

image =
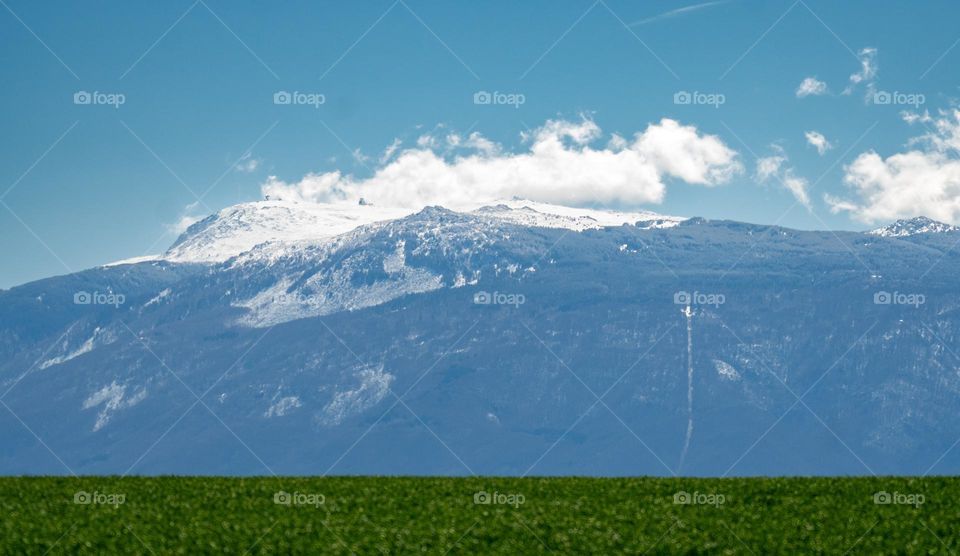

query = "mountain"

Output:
[[2, 202, 960, 476], [868, 216, 959, 238]]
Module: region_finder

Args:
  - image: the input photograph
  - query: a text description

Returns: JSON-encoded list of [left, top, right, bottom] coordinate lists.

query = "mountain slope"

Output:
[[2, 205, 960, 476]]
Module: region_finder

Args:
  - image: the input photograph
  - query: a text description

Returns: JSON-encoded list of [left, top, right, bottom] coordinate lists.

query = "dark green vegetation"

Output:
[[1, 476, 958, 554]]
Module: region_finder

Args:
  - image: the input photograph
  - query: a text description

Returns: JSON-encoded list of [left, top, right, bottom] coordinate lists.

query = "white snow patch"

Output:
[[234, 242, 443, 327], [712, 359, 741, 381], [320, 367, 394, 426], [472, 199, 685, 231], [265, 396, 302, 418], [144, 288, 172, 307], [39, 326, 112, 370], [102, 254, 160, 267], [82, 381, 147, 432]]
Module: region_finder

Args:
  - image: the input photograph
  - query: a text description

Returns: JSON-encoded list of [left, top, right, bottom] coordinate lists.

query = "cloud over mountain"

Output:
[[755, 145, 810, 208], [261, 117, 743, 209], [828, 109, 960, 223]]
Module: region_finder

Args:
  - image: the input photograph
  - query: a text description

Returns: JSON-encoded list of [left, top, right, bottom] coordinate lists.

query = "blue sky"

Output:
[[2, 0, 959, 287]]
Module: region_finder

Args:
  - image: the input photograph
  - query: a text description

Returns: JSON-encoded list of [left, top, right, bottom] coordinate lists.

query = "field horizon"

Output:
[[3, 476, 957, 554]]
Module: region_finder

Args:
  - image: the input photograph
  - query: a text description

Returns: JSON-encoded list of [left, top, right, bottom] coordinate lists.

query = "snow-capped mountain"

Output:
[[2, 203, 960, 476], [116, 199, 686, 266], [162, 200, 415, 263], [868, 216, 959, 237]]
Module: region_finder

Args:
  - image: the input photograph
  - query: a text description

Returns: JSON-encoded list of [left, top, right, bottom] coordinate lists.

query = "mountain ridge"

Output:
[[2, 203, 960, 476]]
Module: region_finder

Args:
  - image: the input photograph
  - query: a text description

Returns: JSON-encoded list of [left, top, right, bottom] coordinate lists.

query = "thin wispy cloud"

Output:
[[843, 47, 878, 98], [755, 144, 811, 208], [234, 152, 261, 173], [165, 201, 205, 235], [630, 1, 729, 26], [804, 131, 833, 155]]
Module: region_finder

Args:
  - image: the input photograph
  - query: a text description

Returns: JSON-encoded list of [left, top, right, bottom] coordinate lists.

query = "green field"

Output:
[[1, 476, 957, 554]]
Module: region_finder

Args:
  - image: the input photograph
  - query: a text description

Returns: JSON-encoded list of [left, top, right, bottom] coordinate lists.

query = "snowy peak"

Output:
[[157, 199, 684, 264], [471, 199, 685, 231], [163, 200, 414, 263], [868, 216, 959, 238]]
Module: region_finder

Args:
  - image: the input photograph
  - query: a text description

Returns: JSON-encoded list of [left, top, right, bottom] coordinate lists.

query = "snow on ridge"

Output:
[[471, 199, 686, 231], [95, 199, 684, 270], [162, 200, 414, 264], [98, 199, 683, 267], [102, 254, 161, 267], [868, 216, 959, 238]]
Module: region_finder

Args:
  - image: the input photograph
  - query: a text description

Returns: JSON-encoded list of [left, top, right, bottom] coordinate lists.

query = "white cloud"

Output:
[[796, 77, 827, 98], [379, 138, 402, 165], [165, 201, 205, 235], [756, 151, 786, 182], [781, 173, 811, 208], [828, 109, 960, 224], [234, 152, 261, 173], [804, 131, 833, 155], [261, 117, 743, 209], [754, 145, 810, 208], [843, 47, 878, 97]]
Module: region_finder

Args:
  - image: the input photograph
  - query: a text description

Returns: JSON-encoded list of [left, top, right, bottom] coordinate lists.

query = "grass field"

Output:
[[1, 476, 958, 554]]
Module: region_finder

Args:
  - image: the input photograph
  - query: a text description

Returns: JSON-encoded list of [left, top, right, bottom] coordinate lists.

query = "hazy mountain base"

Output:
[[2, 211, 960, 475]]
